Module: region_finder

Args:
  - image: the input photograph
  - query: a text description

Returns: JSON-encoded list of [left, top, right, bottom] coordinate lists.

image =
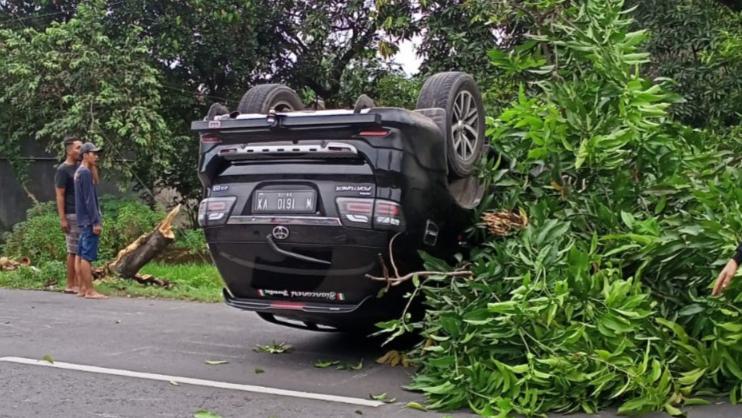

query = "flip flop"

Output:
[[63, 289, 78, 294], [83, 293, 108, 300]]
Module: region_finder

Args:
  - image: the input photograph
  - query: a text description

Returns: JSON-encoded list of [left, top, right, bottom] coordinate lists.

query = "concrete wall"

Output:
[[0, 141, 120, 232]]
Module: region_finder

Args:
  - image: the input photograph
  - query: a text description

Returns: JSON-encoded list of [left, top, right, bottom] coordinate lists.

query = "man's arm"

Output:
[[713, 241, 742, 296], [54, 169, 69, 233], [80, 170, 101, 230]]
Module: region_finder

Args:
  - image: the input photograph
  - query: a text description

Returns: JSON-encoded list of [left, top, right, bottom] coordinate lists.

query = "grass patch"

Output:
[[0, 261, 223, 303], [99, 263, 223, 302]]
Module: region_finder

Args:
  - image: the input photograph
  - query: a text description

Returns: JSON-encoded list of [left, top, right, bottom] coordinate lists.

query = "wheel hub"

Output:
[[450, 90, 480, 163]]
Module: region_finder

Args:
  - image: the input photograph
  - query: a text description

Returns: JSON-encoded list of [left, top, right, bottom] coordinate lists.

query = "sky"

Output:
[[394, 38, 423, 75]]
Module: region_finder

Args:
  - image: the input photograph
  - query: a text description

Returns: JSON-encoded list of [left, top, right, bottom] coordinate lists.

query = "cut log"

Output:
[[108, 205, 181, 278], [132, 273, 172, 289]]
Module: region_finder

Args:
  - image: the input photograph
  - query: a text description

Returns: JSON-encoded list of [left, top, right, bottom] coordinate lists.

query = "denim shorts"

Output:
[[77, 225, 100, 262]]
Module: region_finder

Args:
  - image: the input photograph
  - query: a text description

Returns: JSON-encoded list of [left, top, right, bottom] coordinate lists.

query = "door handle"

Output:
[[265, 234, 331, 266]]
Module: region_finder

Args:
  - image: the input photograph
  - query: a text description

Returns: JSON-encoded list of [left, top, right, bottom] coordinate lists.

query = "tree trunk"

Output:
[[108, 205, 181, 278]]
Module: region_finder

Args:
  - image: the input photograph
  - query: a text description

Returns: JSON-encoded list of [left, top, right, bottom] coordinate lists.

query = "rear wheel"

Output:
[[416, 72, 485, 178], [205, 103, 229, 120], [237, 84, 305, 114], [353, 94, 375, 113]]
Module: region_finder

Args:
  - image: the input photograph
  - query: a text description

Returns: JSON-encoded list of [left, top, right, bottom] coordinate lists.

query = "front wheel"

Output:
[[237, 84, 305, 114], [416, 72, 485, 178]]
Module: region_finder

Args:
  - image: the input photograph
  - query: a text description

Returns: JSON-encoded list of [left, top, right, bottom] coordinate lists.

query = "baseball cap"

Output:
[[80, 142, 102, 154]]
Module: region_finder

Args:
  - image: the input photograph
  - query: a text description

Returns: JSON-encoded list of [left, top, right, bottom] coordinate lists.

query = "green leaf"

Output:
[[351, 359, 364, 370], [193, 410, 222, 418], [254, 342, 293, 354], [405, 401, 427, 411], [369, 393, 396, 403], [618, 397, 651, 414], [684, 398, 710, 406], [663, 403, 683, 416], [314, 360, 340, 368], [678, 368, 706, 386], [678, 304, 704, 317]]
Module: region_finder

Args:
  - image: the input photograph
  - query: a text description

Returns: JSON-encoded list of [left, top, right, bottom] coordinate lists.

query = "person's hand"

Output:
[[60, 218, 69, 234], [713, 259, 739, 296], [93, 224, 102, 236]]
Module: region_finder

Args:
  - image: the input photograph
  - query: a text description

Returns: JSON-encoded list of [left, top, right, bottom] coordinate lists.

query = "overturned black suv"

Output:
[[193, 72, 486, 332]]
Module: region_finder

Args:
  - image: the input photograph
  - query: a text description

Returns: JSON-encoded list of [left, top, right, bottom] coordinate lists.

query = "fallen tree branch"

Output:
[[481, 209, 528, 237], [366, 270, 474, 287], [22, 184, 39, 205], [131, 273, 172, 289], [108, 205, 181, 278], [367, 232, 473, 287], [388, 232, 401, 278], [0, 256, 32, 271]]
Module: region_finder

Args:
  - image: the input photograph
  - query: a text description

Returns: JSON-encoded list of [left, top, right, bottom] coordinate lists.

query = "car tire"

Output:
[[237, 84, 305, 114], [353, 94, 375, 113], [205, 103, 229, 121], [416, 72, 485, 178]]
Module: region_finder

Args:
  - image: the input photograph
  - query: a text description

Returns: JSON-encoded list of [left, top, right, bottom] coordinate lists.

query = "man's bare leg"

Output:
[[78, 258, 107, 299], [75, 256, 82, 295], [63, 253, 79, 294]]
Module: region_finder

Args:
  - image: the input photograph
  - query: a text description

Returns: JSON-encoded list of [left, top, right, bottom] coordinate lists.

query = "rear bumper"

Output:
[[223, 288, 367, 314], [205, 223, 417, 303], [222, 289, 399, 330]]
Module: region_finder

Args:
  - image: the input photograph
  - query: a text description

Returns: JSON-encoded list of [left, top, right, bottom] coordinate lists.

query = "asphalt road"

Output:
[[0, 289, 739, 418]]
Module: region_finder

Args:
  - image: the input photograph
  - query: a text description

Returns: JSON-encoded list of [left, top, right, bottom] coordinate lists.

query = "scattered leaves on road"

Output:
[[313, 359, 340, 368], [253, 342, 293, 354], [369, 393, 396, 403], [376, 350, 412, 368], [405, 401, 427, 411], [340, 358, 363, 371], [193, 410, 222, 418], [41, 354, 54, 364], [204, 360, 229, 365], [254, 368, 265, 374], [314, 358, 364, 371]]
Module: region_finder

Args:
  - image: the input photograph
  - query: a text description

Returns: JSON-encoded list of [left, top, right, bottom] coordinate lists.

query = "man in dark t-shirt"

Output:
[[54, 136, 82, 294]]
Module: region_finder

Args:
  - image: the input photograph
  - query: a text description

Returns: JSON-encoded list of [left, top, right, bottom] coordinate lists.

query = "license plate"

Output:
[[253, 190, 317, 213]]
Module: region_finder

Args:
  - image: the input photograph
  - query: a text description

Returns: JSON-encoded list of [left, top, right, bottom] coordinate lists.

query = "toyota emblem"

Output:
[[272, 225, 290, 240]]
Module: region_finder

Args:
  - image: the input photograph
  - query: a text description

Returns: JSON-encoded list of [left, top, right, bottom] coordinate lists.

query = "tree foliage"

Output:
[[378, 0, 742, 416], [628, 0, 741, 129], [0, 0, 172, 187], [0, 0, 416, 208]]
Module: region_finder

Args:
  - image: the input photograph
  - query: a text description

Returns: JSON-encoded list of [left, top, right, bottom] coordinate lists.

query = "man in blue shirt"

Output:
[[74, 142, 107, 300]]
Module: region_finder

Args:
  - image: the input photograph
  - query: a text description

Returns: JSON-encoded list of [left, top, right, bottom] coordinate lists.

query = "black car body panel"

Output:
[[194, 107, 482, 329]]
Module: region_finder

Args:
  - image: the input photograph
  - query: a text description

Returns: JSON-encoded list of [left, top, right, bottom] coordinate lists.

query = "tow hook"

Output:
[[266, 110, 280, 128], [423, 220, 439, 246]]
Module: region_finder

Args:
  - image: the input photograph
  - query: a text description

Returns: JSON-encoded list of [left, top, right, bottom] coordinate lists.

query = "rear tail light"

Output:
[[336, 198, 373, 227], [358, 129, 390, 137], [374, 200, 403, 229], [200, 133, 222, 144], [336, 198, 404, 229], [198, 196, 237, 226]]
